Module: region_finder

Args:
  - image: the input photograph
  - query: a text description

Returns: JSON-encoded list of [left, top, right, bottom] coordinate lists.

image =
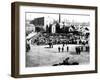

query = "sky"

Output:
[[26, 12, 59, 21], [26, 12, 90, 23]]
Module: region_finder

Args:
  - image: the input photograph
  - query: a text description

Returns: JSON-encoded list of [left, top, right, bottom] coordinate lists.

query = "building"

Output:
[[26, 20, 35, 35], [30, 16, 57, 33]]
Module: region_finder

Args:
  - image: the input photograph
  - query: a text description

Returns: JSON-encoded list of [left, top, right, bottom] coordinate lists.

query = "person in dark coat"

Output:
[[81, 46, 83, 52], [76, 47, 78, 54], [62, 47, 64, 52], [58, 46, 60, 52], [78, 46, 81, 54], [67, 46, 69, 52]]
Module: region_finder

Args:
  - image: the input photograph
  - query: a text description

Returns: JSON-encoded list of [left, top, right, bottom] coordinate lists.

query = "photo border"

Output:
[[11, 2, 98, 78]]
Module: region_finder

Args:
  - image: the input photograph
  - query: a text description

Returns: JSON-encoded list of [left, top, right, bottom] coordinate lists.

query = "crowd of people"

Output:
[[26, 31, 90, 53], [30, 32, 89, 46], [57, 44, 89, 54], [57, 46, 68, 52]]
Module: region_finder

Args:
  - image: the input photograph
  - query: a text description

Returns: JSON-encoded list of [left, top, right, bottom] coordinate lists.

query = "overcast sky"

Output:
[[26, 12, 90, 23], [26, 13, 59, 20]]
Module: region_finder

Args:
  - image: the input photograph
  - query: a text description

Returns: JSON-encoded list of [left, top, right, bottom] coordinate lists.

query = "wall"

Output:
[[0, 0, 100, 80]]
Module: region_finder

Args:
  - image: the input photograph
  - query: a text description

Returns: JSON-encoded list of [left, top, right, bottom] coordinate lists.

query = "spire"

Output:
[[59, 14, 61, 23]]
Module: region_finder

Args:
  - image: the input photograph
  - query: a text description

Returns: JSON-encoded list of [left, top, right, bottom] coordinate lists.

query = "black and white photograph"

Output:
[[25, 12, 90, 67], [11, 2, 97, 77]]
